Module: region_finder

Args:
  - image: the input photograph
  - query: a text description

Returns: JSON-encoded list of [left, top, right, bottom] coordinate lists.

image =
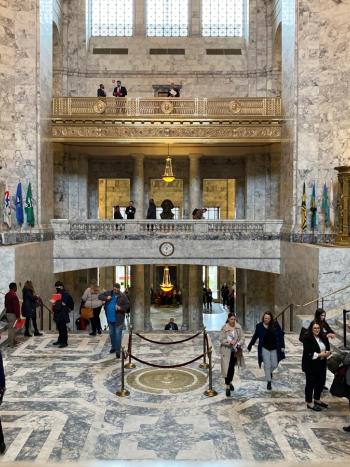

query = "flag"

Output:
[[301, 182, 307, 232], [3, 183, 12, 228], [25, 182, 35, 227], [329, 179, 335, 228], [310, 183, 317, 229], [15, 182, 24, 225], [321, 183, 329, 228]]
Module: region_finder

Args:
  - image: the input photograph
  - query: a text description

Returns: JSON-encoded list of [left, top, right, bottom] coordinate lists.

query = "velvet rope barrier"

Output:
[[129, 352, 205, 369], [135, 330, 202, 345]]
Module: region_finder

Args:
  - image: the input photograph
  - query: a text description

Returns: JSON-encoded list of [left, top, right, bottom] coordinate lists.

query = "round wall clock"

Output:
[[159, 242, 175, 257]]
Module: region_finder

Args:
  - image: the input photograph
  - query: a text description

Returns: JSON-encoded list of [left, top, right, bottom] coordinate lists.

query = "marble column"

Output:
[[189, 155, 202, 215], [132, 155, 144, 220], [99, 267, 115, 291], [131, 265, 145, 331], [181, 265, 189, 330], [144, 265, 152, 331], [235, 178, 246, 219], [188, 265, 203, 331]]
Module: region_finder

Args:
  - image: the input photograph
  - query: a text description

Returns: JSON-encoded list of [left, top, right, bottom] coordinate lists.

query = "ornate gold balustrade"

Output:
[[51, 97, 282, 143]]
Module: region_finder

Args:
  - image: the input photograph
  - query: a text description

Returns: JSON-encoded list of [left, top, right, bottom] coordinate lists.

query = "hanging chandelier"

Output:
[[160, 266, 174, 292], [162, 145, 175, 183]]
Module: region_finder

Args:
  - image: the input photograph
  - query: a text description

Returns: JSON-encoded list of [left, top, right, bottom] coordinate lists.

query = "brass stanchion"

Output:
[[199, 328, 209, 369], [125, 325, 136, 369], [116, 347, 130, 397], [204, 347, 218, 397]]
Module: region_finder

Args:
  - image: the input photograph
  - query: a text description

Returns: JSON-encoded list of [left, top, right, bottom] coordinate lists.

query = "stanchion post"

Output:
[[199, 328, 209, 369], [204, 346, 218, 397], [40, 302, 44, 331], [116, 347, 130, 397], [125, 325, 136, 369], [343, 309, 349, 349], [49, 308, 52, 331]]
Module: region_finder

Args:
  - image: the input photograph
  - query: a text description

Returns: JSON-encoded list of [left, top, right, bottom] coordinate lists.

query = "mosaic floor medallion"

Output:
[[126, 368, 208, 394]]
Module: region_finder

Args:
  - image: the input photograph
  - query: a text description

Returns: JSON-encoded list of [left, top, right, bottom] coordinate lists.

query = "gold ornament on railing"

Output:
[[160, 266, 173, 292], [335, 165, 350, 245]]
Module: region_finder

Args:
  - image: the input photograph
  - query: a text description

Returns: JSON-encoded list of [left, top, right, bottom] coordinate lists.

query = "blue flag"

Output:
[[15, 182, 24, 225]]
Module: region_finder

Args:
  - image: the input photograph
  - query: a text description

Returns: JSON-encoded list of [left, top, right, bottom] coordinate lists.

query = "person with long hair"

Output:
[[220, 313, 245, 397], [314, 308, 336, 339], [81, 279, 103, 336], [247, 311, 285, 390], [22, 281, 42, 337], [302, 319, 331, 411]]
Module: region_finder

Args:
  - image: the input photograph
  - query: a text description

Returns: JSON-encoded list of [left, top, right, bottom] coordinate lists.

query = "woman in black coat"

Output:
[[146, 199, 157, 219], [247, 312, 285, 390], [302, 320, 331, 411], [22, 281, 42, 337]]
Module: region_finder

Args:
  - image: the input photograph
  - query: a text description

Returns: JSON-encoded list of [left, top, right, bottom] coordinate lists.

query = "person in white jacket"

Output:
[[81, 280, 103, 336]]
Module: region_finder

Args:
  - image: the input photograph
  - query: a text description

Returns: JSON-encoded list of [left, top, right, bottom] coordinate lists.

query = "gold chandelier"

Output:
[[160, 266, 174, 292], [162, 145, 175, 183]]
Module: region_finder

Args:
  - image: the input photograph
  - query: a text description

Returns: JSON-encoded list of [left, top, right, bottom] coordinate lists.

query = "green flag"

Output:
[[25, 182, 35, 227]]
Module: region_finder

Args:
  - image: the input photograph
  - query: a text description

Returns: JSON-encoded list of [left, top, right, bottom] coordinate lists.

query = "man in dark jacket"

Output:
[[52, 281, 74, 348], [0, 352, 6, 454], [5, 283, 20, 347], [97, 84, 106, 97], [99, 284, 129, 358], [165, 318, 178, 331], [125, 201, 136, 219], [113, 80, 127, 97]]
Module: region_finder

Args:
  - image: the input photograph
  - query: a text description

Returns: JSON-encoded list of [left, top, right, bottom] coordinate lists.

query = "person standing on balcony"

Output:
[[220, 313, 245, 397], [125, 201, 136, 219], [146, 199, 157, 219], [97, 84, 106, 97], [113, 206, 123, 220], [5, 283, 20, 347], [113, 80, 127, 97], [168, 83, 180, 97], [99, 284, 129, 358], [247, 312, 285, 390]]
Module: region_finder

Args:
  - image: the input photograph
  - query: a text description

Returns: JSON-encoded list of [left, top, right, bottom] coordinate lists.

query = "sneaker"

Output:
[[109, 348, 116, 354], [307, 404, 322, 412], [343, 426, 350, 432], [97, 330, 102, 335], [52, 341, 60, 345], [116, 353, 121, 359], [58, 344, 68, 348], [225, 388, 231, 397], [267, 381, 272, 390], [229, 384, 234, 391], [0, 442, 6, 455], [34, 332, 43, 336]]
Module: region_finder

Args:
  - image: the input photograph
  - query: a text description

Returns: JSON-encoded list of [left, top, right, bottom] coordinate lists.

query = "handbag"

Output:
[[330, 374, 346, 398], [80, 307, 93, 320]]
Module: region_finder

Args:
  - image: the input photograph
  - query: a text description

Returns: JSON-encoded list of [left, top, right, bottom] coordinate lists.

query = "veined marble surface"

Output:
[[0, 331, 349, 464]]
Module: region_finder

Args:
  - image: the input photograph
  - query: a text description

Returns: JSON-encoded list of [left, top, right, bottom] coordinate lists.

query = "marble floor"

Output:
[[0, 329, 349, 465]]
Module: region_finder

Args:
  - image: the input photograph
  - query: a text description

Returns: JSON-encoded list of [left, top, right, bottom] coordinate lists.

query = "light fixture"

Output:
[[160, 266, 174, 292], [162, 145, 175, 183]]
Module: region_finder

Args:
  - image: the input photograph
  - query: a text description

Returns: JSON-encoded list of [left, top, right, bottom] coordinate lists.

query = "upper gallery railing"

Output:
[[52, 219, 283, 238], [52, 97, 282, 119]]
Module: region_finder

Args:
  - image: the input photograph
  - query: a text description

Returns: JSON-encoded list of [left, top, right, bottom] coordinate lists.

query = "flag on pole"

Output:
[[3, 183, 12, 228], [25, 182, 35, 227], [15, 182, 24, 225], [310, 183, 317, 229], [321, 183, 330, 228], [329, 179, 335, 228], [301, 182, 307, 232]]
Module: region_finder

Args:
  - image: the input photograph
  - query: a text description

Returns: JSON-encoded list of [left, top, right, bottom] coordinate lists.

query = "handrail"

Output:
[[276, 283, 350, 332]]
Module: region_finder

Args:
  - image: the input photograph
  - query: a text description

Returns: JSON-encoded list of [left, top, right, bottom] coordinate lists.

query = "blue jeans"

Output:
[[108, 322, 123, 353]]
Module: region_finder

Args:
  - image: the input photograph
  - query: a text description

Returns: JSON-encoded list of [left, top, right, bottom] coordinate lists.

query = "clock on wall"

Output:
[[159, 242, 175, 257]]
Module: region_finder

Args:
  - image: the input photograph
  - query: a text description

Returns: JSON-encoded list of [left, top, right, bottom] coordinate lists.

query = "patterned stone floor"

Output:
[[0, 330, 349, 464]]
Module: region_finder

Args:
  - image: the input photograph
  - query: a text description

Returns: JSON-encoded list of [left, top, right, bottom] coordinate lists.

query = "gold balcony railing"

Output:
[[52, 97, 282, 119]]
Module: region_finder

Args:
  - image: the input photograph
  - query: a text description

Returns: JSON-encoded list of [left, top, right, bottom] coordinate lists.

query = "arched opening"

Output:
[[53, 21, 63, 96]]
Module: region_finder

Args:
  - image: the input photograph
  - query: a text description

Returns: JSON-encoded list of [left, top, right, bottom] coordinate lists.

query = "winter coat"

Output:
[[53, 289, 74, 323], [220, 322, 245, 377], [302, 334, 330, 373], [22, 287, 37, 318], [98, 290, 129, 326], [248, 321, 285, 368], [81, 288, 103, 309], [146, 202, 157, 219]]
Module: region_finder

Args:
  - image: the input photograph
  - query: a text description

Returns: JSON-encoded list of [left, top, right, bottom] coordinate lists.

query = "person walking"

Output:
[[220, 313, 245, 397], [0, 351, 6, 454], [81, 279, 103, 336], [302, 320, 331, 411], [206, 287, 213, 312], [4, 283, 21, 347], [99, 283, 129, 358], [202, 286, 207, 311], [221, 284, 229, 308], [22, 281, 42, 337], [52, 281, 74, 348], [247, 312, 285, 390], [146, 199, 157, 219]]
